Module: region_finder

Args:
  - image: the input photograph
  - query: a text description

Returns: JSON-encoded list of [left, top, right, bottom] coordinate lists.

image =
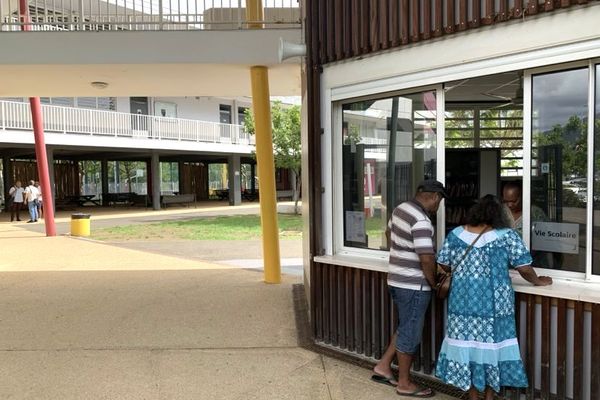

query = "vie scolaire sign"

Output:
[[531, 222, 579, 254]]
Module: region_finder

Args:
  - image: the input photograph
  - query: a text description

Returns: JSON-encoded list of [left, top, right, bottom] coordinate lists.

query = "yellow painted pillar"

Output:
[[248, 0, 281, 284]]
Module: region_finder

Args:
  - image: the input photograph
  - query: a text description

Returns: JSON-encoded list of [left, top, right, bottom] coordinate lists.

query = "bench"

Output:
[[104, 192, 136, 206], [242, 190, 259, 201], [55, 198, 77, 211], [131, 194, 149, 207], [276, 190, 294, 200], [161, 193, 196, 208], [214, 189, 229, 201]]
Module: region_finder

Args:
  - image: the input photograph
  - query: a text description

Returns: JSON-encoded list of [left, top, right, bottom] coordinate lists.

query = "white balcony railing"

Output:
[[0, 0, 300, 31], [0, 100, 255, 146]]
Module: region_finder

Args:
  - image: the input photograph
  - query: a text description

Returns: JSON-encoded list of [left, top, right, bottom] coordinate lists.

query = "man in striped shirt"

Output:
[[372, 179, 447, 398]]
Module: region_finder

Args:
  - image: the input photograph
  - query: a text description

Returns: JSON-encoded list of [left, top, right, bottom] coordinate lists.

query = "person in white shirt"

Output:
[[34, 181, 43, 219], [24, 180, 40, 223], [8, 180, 24, 222]]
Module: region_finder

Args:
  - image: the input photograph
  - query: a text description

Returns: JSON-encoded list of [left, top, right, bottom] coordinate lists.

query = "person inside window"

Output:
[[502, 181, 552, 268]]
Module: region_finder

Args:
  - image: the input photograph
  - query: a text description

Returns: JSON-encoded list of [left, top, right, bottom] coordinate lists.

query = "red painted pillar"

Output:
[[19, 0, 56, 236]]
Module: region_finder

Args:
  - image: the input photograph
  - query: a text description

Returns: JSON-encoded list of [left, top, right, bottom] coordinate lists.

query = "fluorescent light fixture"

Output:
[[91, 81, 109, 89]]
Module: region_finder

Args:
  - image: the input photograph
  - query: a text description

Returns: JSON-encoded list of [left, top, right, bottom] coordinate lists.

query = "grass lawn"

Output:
[[92, 214, 303, 241]]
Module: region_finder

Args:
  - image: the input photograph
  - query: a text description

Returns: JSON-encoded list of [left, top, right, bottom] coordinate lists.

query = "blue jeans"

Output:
[[390, 286, 432, 354], [28, 200, 38, 221]]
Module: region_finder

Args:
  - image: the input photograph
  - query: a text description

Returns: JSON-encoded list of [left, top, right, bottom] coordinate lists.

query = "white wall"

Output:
[[115, 97, 130, 114], [151, 96, 251, 123]]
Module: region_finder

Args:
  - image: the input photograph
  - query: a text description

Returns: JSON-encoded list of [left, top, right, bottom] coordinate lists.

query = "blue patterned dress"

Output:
[[435, 227, 530, 393]]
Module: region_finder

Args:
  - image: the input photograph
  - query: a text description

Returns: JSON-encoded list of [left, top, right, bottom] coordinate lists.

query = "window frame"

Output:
[[332, 84, 444, 260], [524, 60, 598, 282], [324, 56, 600, 283]]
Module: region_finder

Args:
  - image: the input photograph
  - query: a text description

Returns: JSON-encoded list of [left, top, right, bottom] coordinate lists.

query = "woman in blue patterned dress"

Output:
[[435, 195, 552, 400]]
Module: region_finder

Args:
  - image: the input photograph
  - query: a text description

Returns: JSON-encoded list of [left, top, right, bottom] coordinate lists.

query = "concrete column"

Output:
[[151, 153, 161, 210], [178, 161, 184, 194], [101, 159, 109, 206], [228, 155, 242, 206], [46, 146, 56, 211], [2, 156, 10, 212]]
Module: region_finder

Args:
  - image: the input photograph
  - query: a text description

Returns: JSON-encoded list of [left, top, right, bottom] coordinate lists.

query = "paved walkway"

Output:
[[0, 210, 454, 400]]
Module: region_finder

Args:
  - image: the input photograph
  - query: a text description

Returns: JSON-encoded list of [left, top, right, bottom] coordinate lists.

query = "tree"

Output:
[[244, 101, 302, 214]]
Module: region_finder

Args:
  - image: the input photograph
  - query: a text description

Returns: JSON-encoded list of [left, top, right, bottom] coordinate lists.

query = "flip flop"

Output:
[[370, 373, 398, 387], [396, 387, 435, 398]]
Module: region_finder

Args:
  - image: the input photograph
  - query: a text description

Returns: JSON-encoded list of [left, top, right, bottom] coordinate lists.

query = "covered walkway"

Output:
[[0, 216, 454, 399]]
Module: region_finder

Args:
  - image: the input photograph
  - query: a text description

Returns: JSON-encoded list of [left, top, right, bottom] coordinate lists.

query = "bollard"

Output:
[[70, 213, 91, 237]]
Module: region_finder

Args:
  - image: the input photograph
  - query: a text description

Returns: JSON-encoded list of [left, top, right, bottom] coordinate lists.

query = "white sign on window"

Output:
[[531, 222, 579, 254], [345, 211, 366, 243]]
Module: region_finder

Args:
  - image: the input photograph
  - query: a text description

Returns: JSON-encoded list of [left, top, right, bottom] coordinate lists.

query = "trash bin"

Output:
[[71, 213, 91, 237]]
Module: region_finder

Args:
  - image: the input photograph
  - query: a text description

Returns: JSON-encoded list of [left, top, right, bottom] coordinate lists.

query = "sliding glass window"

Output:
[[341, 91, 437, 250], [531, 68, 589, 273]]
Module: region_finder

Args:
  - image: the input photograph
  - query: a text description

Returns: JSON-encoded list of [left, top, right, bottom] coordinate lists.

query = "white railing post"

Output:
[[159, 0, 164, 30], [0, 101, 5, 130], [78, 0, 84, 31], [177, 119, 181, 140], [62, 107, 67, 133]]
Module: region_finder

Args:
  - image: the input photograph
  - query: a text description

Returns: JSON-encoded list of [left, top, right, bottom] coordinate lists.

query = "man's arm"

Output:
[[385, 227, 391, 250], [419, 254, 437, 288]]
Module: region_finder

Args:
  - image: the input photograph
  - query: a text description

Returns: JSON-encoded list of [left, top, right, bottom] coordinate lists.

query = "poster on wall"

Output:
[[345, 211, 366, 243], [531, 222, 579, 254]]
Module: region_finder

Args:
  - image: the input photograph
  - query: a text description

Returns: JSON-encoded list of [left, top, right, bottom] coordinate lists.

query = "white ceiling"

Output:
[[445, 71, 522, 103], [0, 63, 300, 97], [0, 29, 302, 97]]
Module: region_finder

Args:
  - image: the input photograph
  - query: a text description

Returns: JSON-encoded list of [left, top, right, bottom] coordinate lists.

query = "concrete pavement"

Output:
[[0, 213, 455, 400]]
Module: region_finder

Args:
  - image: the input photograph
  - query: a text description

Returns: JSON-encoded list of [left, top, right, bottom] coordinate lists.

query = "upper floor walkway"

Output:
[[0, 1, 302, 98], [0, 0, 301, 31], [0, 100, 255, 154]]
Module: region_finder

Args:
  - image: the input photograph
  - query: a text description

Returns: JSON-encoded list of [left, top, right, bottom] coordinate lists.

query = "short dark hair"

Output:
[[502, 180, 522, 194], [465, 194, 511, 229]]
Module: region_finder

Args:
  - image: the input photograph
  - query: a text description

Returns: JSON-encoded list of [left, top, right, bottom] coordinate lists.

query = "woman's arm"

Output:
[[516, 265, 553, 286]]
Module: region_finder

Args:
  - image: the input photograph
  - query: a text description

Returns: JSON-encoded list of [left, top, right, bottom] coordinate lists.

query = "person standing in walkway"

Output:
[[34, 181, 43, 219], [371, 179, 447, 398], [8, 180, 24, 222], [435, 195, 552, 400], [24, 180, 40, 223]]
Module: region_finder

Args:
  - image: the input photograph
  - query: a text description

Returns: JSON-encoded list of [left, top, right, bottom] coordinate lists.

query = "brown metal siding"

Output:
[[311, 262, 600, 400], [305, 0, 599, 65]]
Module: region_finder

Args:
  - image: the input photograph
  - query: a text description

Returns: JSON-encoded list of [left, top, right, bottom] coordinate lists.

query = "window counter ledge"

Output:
[[510, 272, 600, 304], [313, 254, 388, 273]]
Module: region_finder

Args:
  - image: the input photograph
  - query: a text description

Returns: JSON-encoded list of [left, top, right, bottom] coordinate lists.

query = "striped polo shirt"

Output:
[[387, 199, 435, 291]]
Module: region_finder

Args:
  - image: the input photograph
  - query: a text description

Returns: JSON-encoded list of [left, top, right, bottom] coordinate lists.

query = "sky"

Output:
[[532, 68, 589, 133]]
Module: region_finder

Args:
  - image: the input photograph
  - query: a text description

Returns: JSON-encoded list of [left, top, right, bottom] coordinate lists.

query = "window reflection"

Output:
[[342, 92, 437, 250], [531, 68, 589, 272]]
